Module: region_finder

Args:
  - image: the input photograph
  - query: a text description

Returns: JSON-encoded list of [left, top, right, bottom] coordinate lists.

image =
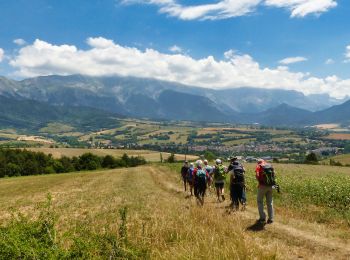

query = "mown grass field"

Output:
[[1, 163, 349, 259], [26, 147, 199, 162]]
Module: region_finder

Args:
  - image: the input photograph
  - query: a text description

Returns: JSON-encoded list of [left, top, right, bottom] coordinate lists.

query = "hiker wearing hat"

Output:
[[255, 159, 275, 224]]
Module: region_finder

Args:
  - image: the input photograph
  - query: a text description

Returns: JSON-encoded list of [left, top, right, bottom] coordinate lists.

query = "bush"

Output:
[[166, 153, 176, 163], [305, 152, 318, 164]]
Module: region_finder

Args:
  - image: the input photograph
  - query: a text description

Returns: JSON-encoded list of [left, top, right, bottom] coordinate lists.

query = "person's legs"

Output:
[[265, 187, 274, 222], [232, 184, 239, 210], [230, 185, 234, 206], [221, 183, 225, 201], [257, 186, 266, 221], [242, 186, 246, 204], [237, 185, 243, 208], [198, 179, 206, 205]]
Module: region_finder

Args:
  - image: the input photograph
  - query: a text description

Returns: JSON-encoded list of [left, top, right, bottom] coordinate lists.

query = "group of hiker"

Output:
[[181, 157, 277, 224]]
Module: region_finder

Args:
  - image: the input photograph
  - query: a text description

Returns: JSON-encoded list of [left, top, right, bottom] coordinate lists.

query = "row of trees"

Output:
[[0, 149, 146, 178]]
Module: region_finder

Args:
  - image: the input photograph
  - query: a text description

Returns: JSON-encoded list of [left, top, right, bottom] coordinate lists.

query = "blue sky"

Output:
[[0, 0, 349, 98]]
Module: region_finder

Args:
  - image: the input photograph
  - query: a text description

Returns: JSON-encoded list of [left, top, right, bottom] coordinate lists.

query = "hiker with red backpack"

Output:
[[228, 156, 246, 211], [193, 160, 209, 205], [181, 161, 190, 192], [255, 159, 276, 224], [213, 159, 226, 202]]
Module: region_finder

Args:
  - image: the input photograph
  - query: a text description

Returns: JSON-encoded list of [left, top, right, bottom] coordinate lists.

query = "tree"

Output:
[[204, 151, 216, 161], [167, 153, 176, 163], [305, 152, 318, 164], [4, 163, 21, 177], [78, 153, 102, 170], [102, 155, 116, 168]]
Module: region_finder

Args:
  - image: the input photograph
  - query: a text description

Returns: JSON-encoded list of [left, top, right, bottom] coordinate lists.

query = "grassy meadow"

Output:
[[0, 162, 349, 259]]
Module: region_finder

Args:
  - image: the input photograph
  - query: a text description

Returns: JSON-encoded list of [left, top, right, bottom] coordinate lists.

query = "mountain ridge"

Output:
[[0, 74, 349, 126]]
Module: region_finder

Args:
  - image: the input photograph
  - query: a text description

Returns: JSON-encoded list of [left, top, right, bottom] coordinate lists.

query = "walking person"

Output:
[[227, 156, 246, 210], [213, 159, 226, 202], [255, 159, 275, 224], [180, 161, 189, 192], [193, 160, 209, 206], [203, 159, 213, 192], [228, 158, 246, 211], [187, 162, 195, 196]]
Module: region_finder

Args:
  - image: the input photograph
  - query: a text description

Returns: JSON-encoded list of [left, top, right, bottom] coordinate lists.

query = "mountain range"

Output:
[[0, 74, 349, 128]]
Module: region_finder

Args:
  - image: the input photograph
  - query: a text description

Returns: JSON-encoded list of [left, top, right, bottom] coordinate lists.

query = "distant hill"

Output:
[[313, 100, 350, 125], [241, 104, 313, 126], [0, 95, 121, 131], [0, 75, 349, 126]]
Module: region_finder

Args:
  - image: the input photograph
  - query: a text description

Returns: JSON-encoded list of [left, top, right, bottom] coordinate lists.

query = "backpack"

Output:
[[196, 168, 207, 180], [187, 168, 194, 181], [205, 165, 213, 176], [231, 164, 245, 184], [214, 165, 226, 181], [261, 164, 276, 186]]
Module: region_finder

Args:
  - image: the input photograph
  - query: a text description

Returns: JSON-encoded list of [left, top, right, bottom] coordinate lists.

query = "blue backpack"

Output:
[[196, 168, 207, 180]]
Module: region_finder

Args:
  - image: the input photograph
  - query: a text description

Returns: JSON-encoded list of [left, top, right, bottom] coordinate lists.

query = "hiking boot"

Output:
[[267, 219, 273, 224], [257, 218, 266, 224], [241, 203, 246, 211], [221, 195, 225, 201]]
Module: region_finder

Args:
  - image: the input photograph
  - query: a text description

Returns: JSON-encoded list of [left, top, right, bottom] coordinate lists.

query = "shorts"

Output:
[[215, 181, 225, 189]]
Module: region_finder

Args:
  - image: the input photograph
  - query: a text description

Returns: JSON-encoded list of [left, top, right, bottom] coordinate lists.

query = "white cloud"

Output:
[[265, 0, 337, 18], [8, 38, 350, 99], [169, 45, 183, 53], [13, 38, 27, 46], [279, 56, 307, 65], [119, 0, 337, 20], [345, 45, 350, 63], [325, 58, 334, 65], [0, 48, 4, 62]]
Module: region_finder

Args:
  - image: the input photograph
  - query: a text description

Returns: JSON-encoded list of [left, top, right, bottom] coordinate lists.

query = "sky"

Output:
[[0, 0, 350, 99]]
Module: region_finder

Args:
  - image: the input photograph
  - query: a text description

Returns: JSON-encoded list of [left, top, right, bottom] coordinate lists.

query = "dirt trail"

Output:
[[148, 166, 350, 259]]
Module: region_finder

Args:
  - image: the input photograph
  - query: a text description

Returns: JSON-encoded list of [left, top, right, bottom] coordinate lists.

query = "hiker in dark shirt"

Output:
[[227, 156, 246, 210], [180, 161, 189, 192]]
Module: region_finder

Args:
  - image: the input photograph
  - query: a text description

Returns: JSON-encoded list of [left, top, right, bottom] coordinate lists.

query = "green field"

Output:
[[1, 163, 349, 259]]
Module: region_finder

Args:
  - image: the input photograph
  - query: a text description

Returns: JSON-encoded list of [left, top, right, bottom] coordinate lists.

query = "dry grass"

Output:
[[326, 154, 350, 165], [1, 165, 349, 259], [325, 133, 350, 140]]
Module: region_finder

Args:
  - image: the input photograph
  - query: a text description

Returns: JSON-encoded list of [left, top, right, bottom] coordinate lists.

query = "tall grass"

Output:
[[0, 194, 148, 259]]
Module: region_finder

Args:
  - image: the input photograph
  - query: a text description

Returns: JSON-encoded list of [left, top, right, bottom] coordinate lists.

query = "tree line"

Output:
[[0, 149, 146, 178]]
